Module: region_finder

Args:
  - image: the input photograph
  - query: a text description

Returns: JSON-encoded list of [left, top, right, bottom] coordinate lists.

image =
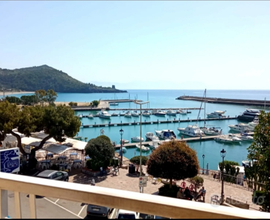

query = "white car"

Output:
[[116, 209, 140, 219]]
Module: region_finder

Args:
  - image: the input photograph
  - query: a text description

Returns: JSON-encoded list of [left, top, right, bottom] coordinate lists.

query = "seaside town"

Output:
[[1, 1, 270, 219], [0, 89, 270, 219]]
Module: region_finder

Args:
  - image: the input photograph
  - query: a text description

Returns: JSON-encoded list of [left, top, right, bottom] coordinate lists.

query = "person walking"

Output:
[[184, 187, 193, 200]]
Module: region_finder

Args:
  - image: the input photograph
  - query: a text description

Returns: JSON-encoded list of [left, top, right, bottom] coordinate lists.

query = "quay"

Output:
[[81, 116, 237, 128], [177, 95, 270, 107]]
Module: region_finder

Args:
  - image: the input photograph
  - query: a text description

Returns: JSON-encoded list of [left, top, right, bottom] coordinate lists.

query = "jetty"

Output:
[[81, 116, 237, 128], [177, 96, 270, 107]]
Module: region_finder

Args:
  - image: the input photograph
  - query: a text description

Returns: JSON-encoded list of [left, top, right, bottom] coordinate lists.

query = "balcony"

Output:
[[0, 172, 270, 219]]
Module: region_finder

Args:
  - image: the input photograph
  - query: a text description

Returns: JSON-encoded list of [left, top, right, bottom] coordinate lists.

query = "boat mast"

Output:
[[204, 89, 206, 127]]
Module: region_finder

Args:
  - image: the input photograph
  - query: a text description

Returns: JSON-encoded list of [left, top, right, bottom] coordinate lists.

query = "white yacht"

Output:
[[124, 111, 132, 118], [142, 110, 151, 117], [145, 132, 159, 141], [98, 111, 111, 119], [214, 135, 234, 144], [200, 126, 222, 136], [238, 133, 253, 142], [228, 123, 253, 133], [214, 134, 241, 144], [131, 111, 140, 117], [131, 136, 144, 142], [177, 109, 187, 115], [166, 110, 177, 116], [87, 114, 94, 118], [177, 125, 205, 137], [227, 134, 242, 143], [155, 129, 176, 140], [152, 109, 166, 116], [237, 109, 260, 122], [135, 144, 150, 152], [207, 110, 226, 119]]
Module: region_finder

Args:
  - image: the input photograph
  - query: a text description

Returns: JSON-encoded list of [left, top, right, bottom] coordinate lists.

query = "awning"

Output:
[[42, 143, 71, 154]]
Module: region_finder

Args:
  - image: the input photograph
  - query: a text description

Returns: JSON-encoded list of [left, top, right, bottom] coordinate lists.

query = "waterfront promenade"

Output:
[[69, 164, 261, 212]]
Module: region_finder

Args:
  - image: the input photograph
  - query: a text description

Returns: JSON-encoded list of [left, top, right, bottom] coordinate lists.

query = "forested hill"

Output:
[[0, 65, 127, 93]]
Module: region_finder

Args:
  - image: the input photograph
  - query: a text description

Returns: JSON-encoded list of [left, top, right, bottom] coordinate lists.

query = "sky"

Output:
[[0, 1, 269, 90]]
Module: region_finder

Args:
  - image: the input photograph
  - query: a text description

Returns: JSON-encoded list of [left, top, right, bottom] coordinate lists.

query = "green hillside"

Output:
[[0, 65, 127, 93]]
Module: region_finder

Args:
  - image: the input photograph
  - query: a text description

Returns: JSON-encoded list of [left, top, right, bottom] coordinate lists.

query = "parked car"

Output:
[[116, 209, 140, 219], [36, 170, 69, 181], [87, 204, 112, 218]]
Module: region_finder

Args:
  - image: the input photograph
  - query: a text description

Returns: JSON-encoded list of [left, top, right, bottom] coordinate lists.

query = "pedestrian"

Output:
[[213, 173, 216, 179], [184, 187, 193, 200]]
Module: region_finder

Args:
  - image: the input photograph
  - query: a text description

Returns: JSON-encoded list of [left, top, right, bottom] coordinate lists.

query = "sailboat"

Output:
[[200, 89, 222, 136], [142, 92, 151, 117], [177, 91, 205, 137]]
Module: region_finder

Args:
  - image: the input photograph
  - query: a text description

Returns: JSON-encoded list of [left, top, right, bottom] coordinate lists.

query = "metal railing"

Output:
[[1, 172, 270, 219]]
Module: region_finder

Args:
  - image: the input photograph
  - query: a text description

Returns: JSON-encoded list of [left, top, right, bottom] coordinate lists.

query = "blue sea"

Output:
[[3, 89, 270, 171]]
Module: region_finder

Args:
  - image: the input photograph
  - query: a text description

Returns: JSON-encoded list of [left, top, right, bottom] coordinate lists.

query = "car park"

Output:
[[36, 170, 69, 181], [87, 204, 112, 218]]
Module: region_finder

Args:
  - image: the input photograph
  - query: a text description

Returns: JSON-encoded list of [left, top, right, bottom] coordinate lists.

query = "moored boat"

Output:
[[145, 132, 159, 141], [131, 136, 144, 142], [155, 129, 176, 140], [135, 144, 150, 151], [207, 110, 226, 119], [177, 125, 205, 137]]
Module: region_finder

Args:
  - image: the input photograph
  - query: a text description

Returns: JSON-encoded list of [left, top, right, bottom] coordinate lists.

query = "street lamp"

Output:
[[119, 128, 124, 167], [202, 154, 205, 174], [134, 100, 149, 193], [220, 148, 226, 205]]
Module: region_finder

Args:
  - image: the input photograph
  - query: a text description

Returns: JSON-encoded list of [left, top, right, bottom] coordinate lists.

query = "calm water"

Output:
[[3, 89, 269, 170]]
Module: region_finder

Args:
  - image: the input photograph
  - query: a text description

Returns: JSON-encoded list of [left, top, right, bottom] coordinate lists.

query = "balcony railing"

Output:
[[1, 172, 270, 219]]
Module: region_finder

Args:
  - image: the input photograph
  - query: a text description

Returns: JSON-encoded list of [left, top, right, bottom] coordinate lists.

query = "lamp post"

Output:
[[134, 100, 149, 193], [202, 154, 205, 174], [220, 148, 226, 205], [119, 128, 124, 167]]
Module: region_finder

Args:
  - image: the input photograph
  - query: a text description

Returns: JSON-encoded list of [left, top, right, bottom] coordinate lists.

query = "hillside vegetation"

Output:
[[0, 65, 126, 93]]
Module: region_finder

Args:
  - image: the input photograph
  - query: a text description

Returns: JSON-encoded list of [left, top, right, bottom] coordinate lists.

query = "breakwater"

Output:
[[177, 96, 270, 107]]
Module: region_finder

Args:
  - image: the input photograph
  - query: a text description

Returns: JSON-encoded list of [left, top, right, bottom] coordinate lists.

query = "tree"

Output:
[[0, 101, 81, 170], [130, 156, 148, 173], [218, 160, 240, 184], [147, 140, 199, 188], [4, 96, 22, 104], [0, 101, 21, 148], [247, 110, 270, 211], [91, 100, 99, 107], [46, 89, 57, 105], [188, 176, 204, 192], [84, 135, 115, 171], [35, 89, 47, 106]]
